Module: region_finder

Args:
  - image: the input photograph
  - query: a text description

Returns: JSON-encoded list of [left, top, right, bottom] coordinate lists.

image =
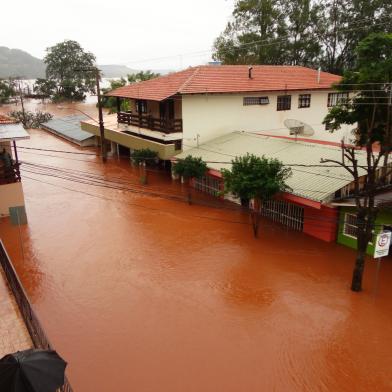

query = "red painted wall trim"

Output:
[[208, 169, 222, 178], [278, 192, 321, 209]]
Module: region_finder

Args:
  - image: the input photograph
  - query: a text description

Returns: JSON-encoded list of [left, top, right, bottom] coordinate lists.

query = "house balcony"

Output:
[[117, 112, 183, 134], [81, 114, 183, 160]]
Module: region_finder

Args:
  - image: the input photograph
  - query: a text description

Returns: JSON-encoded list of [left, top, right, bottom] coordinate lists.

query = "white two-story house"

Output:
[[81, 65, 352, 159]]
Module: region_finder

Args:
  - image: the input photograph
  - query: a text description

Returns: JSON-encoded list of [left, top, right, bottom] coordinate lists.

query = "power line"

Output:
[[116, 17, 392, 66], [18, 144, 382, 169]]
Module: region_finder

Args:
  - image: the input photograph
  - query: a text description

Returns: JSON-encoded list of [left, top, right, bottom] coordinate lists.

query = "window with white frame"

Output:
[[343, 213, 358, 238]]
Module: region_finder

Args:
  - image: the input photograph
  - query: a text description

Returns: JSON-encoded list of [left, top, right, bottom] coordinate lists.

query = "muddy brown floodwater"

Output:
[[1, 122, 392, 391]]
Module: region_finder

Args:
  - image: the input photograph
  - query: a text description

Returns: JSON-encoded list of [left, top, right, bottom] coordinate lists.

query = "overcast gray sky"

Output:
[[2, 0, 235, 70]]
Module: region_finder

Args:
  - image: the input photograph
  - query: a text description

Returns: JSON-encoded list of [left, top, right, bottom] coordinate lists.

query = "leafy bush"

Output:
[[130, 148, 158, 165], [8, 110, 53, 128], [173, 155, 207, 180], [221, 153, 292, 207]]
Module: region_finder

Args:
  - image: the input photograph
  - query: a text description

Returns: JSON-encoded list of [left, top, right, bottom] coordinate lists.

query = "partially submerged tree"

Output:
[[130, 148, 158, 165], [8, 110, 52, 128], [173, 156, 208, 204], [0, 79, 15, 104], [322, 32, 392, 291], [173, 156, 207, 181], [33, 78, 57, 100], [44, 40, 96, 101], [222, 153, 291, 236]]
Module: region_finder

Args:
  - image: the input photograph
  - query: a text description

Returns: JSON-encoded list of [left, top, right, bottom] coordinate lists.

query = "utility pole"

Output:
[[95, 71, 107, 163], [74, 67, 107, 163], [17, 80, 26, 127]]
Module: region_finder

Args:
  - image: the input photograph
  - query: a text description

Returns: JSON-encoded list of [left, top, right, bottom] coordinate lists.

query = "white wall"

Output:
[[181, 91, 354, 149], [0, 182, 26, 217]]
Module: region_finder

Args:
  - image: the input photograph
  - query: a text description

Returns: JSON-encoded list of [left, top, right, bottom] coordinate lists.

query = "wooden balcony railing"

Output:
[[117, 112, 183, 134], [0, 162, 21, 185]]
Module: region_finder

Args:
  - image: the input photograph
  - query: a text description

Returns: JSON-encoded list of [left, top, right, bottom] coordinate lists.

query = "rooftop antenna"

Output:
[[248, 66, 253, 79]]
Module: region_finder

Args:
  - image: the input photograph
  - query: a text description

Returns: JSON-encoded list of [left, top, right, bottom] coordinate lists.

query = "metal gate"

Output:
[[261, 200, 304, 231], [194, 176, 222, 197]]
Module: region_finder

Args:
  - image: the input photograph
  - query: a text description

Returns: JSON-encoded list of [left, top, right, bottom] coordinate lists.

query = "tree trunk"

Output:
[[351, 208, 375, 292], [251, 198, 261, 238], [351, 248, 366, 292], [240, 198, 250, 208]]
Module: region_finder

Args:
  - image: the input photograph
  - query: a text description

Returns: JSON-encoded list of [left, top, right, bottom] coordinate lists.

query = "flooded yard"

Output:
[[1, 126, 392, 391]]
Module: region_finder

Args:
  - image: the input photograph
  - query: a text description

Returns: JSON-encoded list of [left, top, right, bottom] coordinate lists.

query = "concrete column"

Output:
[[108, 141, 117, 157]]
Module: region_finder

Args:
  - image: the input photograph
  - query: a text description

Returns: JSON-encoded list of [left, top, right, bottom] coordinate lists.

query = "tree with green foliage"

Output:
[[101, 78, 129, 113], [213, 0, 287, 65], [222, 153, 291, 236], [8, 110, 52, 128], [213, 0, 392, 74], [173, 156, 208, 204], [322, 33, 392, 292], [130, 148, 158, 165], [33, 78, 57, 100], [0, 79, 15, 104], [173, 156, 207, 181], [127, 70, 160, 83], [44, 40, 96, 101]]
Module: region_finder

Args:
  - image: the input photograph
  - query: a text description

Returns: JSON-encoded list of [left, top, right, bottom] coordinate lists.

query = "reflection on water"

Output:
[[0, 125, 392, 391]]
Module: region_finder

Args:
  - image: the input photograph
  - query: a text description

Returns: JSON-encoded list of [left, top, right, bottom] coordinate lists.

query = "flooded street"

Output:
[[1, 124, 392, 391]]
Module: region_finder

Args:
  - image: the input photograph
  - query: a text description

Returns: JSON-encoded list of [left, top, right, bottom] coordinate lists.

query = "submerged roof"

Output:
[[0, 114, 17, 125], [0, 123, 29, 141], [42, 115, 95, 143], [176, 132, 366, 203], [106, 65, 341, 102]]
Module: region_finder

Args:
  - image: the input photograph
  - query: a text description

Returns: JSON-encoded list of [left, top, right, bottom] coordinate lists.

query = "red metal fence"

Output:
[[0, 240, 74, 392]]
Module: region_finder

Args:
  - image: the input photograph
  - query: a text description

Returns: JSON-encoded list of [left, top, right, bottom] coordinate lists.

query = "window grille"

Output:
[[298, 94, 311, 108], [327, 92, 349, 107], [277, 95, 291, 111], [343, 213, 358, 238], [243, 96, 269, 106]]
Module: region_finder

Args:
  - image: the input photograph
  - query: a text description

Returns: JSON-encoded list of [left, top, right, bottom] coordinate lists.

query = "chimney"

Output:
[[317, 67, 321, 84], [248, 66, 253, 79]]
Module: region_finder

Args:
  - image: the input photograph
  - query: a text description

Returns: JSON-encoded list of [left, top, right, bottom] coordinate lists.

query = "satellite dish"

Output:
[[284, 119, 315, 137]]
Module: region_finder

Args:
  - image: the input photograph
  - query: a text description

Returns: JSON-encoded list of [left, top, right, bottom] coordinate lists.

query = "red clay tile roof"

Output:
[[106, 65, 341, 101], [0, 114, 16, 124]]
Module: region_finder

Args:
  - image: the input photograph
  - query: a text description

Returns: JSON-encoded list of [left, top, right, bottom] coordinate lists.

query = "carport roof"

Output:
[[175, 132, 367, 203]]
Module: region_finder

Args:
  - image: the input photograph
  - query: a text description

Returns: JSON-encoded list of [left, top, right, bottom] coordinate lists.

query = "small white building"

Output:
[[81, 65, 353, 159]]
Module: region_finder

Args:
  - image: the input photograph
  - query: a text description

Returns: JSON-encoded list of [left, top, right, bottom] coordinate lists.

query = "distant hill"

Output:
[[0, 47, 46, 78], [0, 46, 172, 79], [99, 65, 139, 78]]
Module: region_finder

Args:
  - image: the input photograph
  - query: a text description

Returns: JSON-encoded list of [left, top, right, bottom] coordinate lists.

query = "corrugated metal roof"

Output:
[[176, 132, 367, 203], [42, 115, 94, 142], [106, 65, 341, 102], [0, 123, 29, 141]]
